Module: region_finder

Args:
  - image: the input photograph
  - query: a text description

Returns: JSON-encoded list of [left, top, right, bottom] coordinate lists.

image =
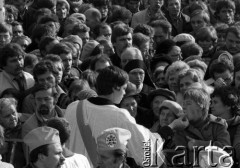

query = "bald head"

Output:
[[121, 47, 143, 68]]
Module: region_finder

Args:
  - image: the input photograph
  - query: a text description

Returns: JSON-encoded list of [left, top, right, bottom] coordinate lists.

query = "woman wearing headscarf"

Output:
[[124, 59, 155, 108]]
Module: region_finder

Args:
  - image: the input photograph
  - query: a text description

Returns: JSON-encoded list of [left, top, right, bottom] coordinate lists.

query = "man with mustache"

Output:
[[224, 25, 240, 56], [22, 83, 65, 162], [22, 83, 64, 139], [0, 43, 35, 96], [23, 126, 65, 168], [22, 60, 69, 114]]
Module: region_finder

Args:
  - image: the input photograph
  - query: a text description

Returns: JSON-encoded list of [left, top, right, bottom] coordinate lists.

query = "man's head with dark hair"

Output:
[[225, 25, 240, 55], [209, 58, 234, 86], [181, 42, 203, 60], [36, 0, 57, 13], [133, 24, 154, 37], [0, 43, 25, 76], [94, 23, 112, 41], [32, 83, 59, 116], [38, 14, 60, 37], [215, 23, 229, 48], [33, 61, 59, 86], [132, 32, 150, 57], [0, 23, 12, 47], [30, 145, 49, 163], [39, 36, 59, 57], [47, 118, 71, 145], [150, 19, 172, 47], [11, 21, 24, 37], [96, 66, 128, 104], [44, 54, 63, 83], [211, 86, 240, 117], [110, 7, 132, 25], [49, 43, 73, 76], [112, 24, 132, 56], [215, 0, 235, 25], [31, 24, 56, 45], [126, 0, 141, 13], [71, 23, 90, 46], [92, 0, 110, 19], [24, 53, 39, 75], [90, 54, 112, 71], [155, 39, 181, 62]]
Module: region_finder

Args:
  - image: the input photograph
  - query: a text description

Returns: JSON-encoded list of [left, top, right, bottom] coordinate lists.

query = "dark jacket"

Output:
[[227, 116, 240, 168], [165, 12, 192, 36], [173, 114, 230, 166], [2, 113, 30, 168]]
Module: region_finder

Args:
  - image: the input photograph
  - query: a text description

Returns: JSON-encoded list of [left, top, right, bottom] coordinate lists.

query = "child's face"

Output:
[[198, 39, 214, 52]]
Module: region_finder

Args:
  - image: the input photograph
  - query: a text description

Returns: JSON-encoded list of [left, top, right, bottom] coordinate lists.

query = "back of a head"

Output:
[[46, 118, 70, 145], [110, 7, 132, 24], [132, 32, 150, 49], [155, 39, 176, 55], [36, 0, 57, 10], [96, 66, 128, 96], [133, 24, 154, 37], [48, 43, 71, 56], [181, 42, 203, 60]]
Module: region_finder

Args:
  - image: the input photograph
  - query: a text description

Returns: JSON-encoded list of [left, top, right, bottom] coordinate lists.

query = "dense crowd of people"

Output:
[[0, 0, 240, 167]]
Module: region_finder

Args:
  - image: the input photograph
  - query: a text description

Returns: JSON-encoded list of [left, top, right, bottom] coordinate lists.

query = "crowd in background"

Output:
[[0, 0, 240, 167]]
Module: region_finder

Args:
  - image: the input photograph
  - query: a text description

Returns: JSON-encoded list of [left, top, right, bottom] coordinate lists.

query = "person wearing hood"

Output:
[[124, 59, 155, 108]]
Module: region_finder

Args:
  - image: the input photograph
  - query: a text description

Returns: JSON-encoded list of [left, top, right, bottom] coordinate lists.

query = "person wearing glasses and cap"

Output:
[[23, 126, 65, 168], [97, 127, 131, 168]]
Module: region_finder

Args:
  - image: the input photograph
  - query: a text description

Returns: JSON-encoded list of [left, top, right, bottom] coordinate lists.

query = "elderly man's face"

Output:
[[0, 104, 18, 129]]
